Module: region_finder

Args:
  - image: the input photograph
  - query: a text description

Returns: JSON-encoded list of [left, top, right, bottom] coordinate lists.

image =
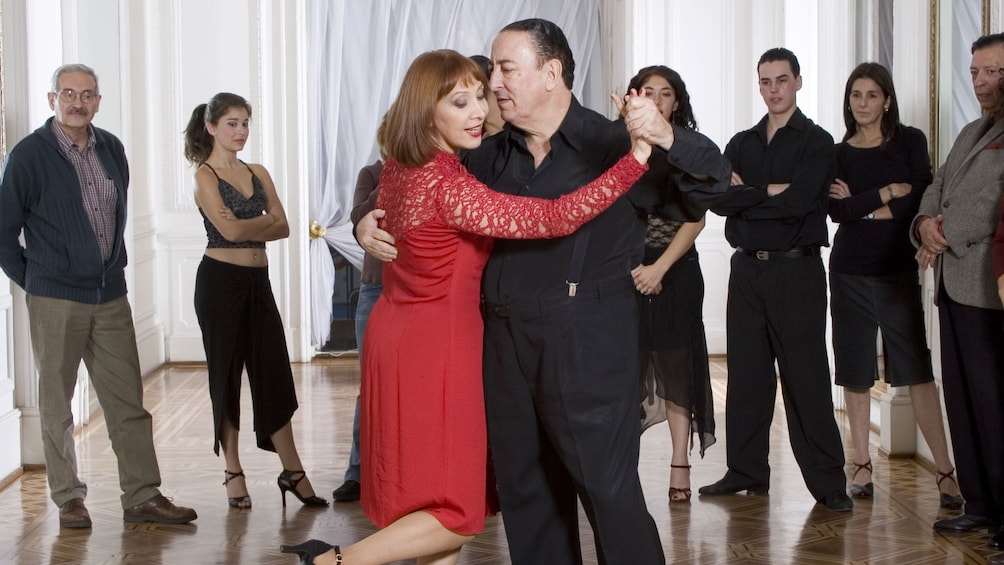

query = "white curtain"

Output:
[[307, 0, 604, 348]]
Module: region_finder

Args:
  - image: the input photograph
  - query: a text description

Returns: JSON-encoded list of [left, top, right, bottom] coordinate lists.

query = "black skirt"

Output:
[[194, 256, 298, 454], [637, 245, 716, 456]]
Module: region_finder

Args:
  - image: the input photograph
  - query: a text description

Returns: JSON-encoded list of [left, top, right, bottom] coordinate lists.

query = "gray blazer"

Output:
[[911, 115, 1004, 310]]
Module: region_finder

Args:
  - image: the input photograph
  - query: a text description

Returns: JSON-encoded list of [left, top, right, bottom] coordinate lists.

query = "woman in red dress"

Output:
[[282, 50, 651, 565]]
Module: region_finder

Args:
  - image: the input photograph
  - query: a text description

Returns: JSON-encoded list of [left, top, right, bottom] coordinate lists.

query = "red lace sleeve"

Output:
[[436, 154, 647, 239]]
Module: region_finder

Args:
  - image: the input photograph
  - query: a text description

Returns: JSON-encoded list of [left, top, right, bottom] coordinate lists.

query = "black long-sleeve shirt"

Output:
[[712, 108, 835, 251], [462, 96, 732, 305], [828, 126, 932, 275]]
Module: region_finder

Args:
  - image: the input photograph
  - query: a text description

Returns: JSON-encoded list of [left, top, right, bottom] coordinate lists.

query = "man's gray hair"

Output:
[[50, 64, 100, 94]]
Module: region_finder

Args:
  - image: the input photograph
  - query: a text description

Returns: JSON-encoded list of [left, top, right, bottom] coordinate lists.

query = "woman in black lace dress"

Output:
[[627, 66, 716, 503]]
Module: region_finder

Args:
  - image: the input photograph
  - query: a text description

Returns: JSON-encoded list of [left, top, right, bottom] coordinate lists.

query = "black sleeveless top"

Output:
[[200, 162, 267, 249]]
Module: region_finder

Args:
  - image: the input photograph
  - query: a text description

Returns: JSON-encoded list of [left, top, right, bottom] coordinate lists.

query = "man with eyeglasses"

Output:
[[0, 64, 197, 529], [912, 33, 1004, 554]]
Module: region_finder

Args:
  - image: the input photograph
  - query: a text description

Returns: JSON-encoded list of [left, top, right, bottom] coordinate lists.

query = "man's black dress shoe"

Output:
[[820, 491, 853, 512], [933, 513, 990, 533], [331, 480, 360, 502], [989, 527, 1004, 550], [698, 476, 769, 496]]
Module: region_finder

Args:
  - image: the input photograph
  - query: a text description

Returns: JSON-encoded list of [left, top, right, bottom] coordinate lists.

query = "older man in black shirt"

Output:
[[469, 20, 734, 564], [702, 48, 851, 512], [359, 19, 731, 565]]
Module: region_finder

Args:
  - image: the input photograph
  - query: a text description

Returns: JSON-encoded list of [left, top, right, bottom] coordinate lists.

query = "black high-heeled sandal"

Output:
[[277, 470, 329, 507], [223, 470, 252, 509], [849, 460, 874, 498], [280, 540, 341, 564], [937, 468, 964, 510]]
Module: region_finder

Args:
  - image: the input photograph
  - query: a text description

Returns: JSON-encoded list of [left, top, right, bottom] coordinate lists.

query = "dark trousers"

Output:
[[724, 253, 846, 498], [937, 286, 1004, 523], [483, 285, 665, 565]]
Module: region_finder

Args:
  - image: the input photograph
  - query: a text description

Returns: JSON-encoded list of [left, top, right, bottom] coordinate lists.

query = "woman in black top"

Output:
[[829, 63, 961, 507], [627, 66, 716, 503], [183, 93, 326, 509]]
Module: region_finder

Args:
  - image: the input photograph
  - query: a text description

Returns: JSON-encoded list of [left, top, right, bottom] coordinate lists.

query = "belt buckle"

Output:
[[755, 250, 770, 261]]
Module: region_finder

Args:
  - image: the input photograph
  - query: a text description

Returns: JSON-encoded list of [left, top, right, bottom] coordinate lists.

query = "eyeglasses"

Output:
[[55, 88, 99, 104]]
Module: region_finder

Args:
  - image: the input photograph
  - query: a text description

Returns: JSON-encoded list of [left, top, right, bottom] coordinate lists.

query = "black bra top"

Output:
[[200, 161, 267, 249]]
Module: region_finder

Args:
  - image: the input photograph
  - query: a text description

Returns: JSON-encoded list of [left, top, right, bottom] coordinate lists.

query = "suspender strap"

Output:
[[565, 224, 591, 297]]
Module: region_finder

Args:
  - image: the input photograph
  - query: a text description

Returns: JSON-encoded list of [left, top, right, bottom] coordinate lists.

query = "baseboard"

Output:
[[0, 467, 23, 492]]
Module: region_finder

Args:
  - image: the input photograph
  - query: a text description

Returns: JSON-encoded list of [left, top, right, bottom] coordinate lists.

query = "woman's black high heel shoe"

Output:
[[937, 468, 965, 510], [849, 460, 874, 498], [277, 470, 329, 507], [280, 540, 341, 564], [223, 469, 252, 509]]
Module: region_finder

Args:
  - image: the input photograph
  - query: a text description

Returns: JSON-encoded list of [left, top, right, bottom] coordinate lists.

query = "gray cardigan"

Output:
[[0, 117, 130, 304]]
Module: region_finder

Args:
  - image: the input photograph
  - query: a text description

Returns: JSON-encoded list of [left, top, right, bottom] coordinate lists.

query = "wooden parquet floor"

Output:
[[0, 357, 998, 564]]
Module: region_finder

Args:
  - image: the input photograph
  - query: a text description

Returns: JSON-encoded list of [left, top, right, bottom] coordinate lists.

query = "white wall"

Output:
[[0, 1, 21, 473]]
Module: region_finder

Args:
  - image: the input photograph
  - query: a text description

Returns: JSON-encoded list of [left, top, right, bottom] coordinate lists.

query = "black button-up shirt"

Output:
[[712, 108, 835, 251], [464, 96, 731, 305]]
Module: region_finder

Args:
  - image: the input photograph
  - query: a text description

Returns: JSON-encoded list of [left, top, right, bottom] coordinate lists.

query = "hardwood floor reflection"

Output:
[[0, 357, 997, 564]]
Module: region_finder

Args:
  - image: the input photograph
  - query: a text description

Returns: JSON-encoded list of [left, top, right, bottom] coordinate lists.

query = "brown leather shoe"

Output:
[[59, 498, 92, 528], [123, 494, 197, 524]]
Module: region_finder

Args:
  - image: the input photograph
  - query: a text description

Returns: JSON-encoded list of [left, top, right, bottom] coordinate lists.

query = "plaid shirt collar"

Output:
[[50, 119, 96, 155]]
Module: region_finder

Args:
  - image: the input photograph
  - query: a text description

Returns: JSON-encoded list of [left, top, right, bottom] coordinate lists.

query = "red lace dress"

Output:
[[360, 151, 646, 535]]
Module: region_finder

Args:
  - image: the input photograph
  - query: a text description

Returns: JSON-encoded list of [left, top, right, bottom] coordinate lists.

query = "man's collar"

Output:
[[49, 117, 95, 151], [505, 95, 584, 153], [754, 107, 807, 136], [553, 95, 586, 153]]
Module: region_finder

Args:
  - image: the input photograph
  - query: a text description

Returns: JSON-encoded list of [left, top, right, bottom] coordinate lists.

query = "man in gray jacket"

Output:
[[0, 64, 196, 529], [911, 33, 1004, 551]]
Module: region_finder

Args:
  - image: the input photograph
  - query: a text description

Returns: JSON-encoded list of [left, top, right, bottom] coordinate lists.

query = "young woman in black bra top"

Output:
[[183, 92, 327, 510]]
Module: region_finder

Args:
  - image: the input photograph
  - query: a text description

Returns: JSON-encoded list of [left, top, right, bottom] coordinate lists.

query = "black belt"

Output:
[[736, 246, 820, 260]]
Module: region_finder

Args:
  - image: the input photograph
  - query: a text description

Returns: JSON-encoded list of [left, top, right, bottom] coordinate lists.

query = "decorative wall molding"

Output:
[[1, 0, 6, 159]]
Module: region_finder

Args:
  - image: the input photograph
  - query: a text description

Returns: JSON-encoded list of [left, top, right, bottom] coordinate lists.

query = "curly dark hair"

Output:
[[626, 65, 697, 131]]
